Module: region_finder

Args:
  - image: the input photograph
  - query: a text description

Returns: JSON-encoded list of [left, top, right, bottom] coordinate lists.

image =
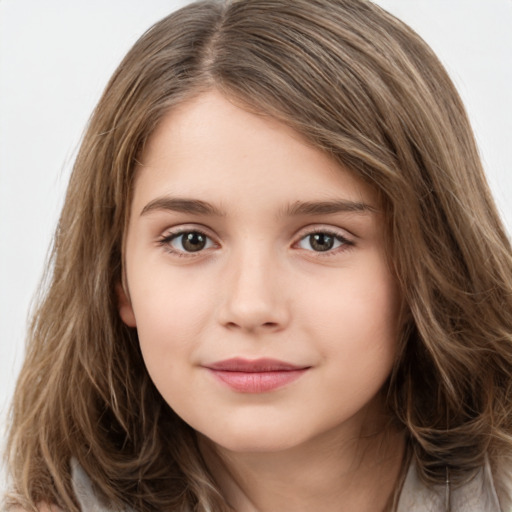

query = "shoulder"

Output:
[[491, 455, 512, 512], [397, 457, 505, 512], [71, 459, 133, 511]]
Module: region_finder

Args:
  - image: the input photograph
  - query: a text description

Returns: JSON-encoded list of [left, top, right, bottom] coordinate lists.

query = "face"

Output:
[[119, 90, 401, 454]]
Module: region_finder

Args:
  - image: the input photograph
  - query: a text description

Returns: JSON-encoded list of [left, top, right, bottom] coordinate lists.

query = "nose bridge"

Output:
[[219, 239, 288, 332]]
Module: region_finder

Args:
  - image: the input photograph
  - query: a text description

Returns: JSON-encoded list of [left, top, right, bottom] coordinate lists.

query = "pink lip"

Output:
[[204, 358, 310, 393]]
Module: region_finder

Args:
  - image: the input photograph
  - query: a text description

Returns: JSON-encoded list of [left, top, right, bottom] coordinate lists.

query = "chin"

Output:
[[198, 423, 311, 454], [218, 437, 298, 454]]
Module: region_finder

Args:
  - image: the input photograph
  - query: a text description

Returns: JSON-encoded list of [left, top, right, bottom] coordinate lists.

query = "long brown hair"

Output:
[[6, 0, 512, 510]]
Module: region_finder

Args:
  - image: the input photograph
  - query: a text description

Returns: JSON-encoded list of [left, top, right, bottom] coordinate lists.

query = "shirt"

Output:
[[396, 458, 502, 511]]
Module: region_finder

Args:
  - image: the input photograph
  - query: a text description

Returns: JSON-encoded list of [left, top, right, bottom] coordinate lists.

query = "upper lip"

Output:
[[204, 357, 308, 372]]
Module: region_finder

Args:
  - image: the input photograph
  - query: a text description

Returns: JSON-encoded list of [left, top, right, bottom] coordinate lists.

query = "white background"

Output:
[[1, 0, 511, 485]]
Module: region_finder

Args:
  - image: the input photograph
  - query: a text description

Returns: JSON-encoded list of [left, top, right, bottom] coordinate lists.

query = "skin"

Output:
[[118, 90, 405, 511]]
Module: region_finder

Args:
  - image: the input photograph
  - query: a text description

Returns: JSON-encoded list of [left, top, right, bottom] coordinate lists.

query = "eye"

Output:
[[297, 231, 350, 252], [161, 230, 215, 253]]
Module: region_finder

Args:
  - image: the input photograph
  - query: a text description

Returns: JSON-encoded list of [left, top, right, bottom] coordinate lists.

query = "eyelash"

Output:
[[295, 228, 354, 256], [157, 227, 354, 257], [158, 228, 215, 258]]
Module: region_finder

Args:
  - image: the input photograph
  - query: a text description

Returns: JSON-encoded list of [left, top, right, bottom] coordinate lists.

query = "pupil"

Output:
[[183, 232, 206, 252], [310, 233, 334, 251]]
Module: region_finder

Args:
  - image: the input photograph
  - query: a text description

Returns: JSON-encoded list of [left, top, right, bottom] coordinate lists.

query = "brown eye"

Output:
[[297, 232, 349, 252], [169, 231, 212, 252], [309, 233, 334, 251]]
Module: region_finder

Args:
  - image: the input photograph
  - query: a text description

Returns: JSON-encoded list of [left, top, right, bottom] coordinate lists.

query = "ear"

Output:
[[116, 282, 137, 327]]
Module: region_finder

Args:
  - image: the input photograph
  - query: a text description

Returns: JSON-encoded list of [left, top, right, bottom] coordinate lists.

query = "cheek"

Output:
[[300, 257, 400, 378], [133, 298, 203, 408], [127, 269, 215, 380]]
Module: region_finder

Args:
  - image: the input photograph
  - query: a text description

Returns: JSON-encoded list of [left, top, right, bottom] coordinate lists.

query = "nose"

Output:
[[217, 247, 290, 334]]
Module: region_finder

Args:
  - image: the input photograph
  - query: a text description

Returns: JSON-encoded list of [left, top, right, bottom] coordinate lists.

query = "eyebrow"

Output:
[[140, 196, 376, 218], [140, 197, 226, 217], [282, 199, 377, 216]]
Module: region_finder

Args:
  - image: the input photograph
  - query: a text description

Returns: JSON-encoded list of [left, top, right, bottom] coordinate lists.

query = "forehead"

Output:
[[133, 90, 379, 212]]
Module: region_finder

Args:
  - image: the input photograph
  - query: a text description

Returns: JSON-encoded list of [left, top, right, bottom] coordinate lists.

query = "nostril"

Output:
[[223, 320, 280, 331]]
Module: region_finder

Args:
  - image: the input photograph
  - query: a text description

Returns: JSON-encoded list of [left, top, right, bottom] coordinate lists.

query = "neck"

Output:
[[198, 411, 406, 512]]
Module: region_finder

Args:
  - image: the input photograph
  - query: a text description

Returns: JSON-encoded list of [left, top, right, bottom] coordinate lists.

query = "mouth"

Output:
[[203, 358, 310, 393]]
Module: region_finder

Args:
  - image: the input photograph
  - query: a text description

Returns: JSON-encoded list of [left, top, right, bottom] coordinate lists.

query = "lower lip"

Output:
[[208, 369, 308, 393]]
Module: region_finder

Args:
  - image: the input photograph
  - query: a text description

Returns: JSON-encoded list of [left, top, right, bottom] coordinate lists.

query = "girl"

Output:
[[5, 0, 512, 511]]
